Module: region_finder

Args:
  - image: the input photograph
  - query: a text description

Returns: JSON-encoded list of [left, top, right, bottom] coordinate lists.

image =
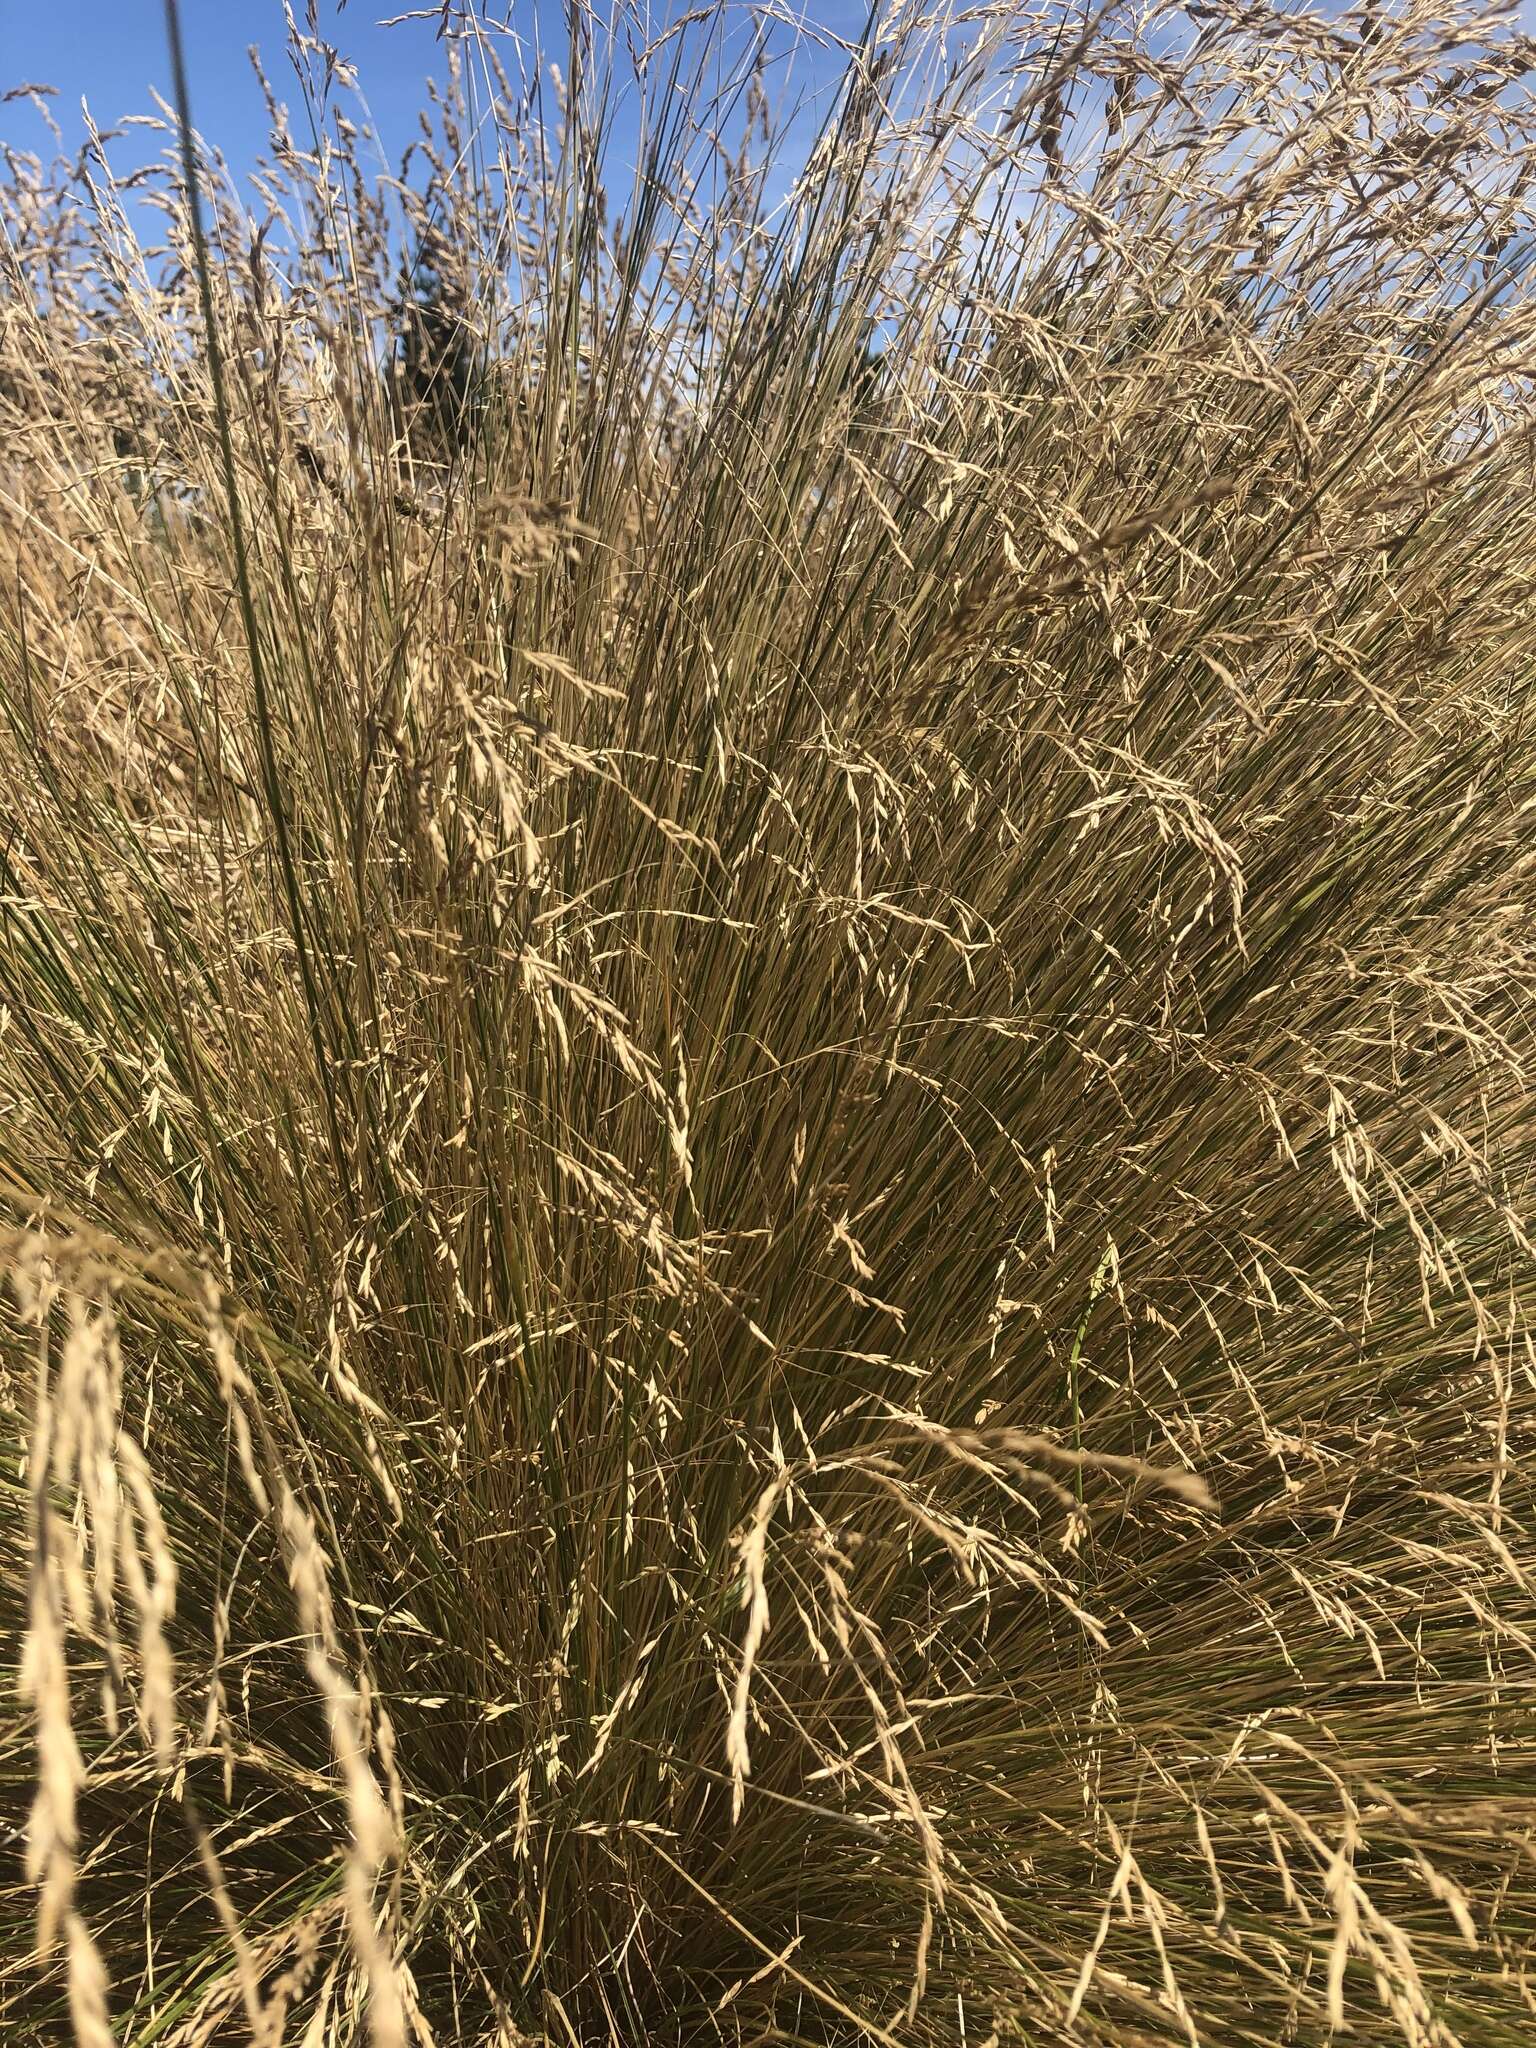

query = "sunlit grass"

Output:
[[4, 3, 1536, 2044]]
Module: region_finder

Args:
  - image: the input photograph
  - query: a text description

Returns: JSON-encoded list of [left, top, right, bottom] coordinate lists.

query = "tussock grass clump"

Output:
[[4, 2, 1536, 2042]]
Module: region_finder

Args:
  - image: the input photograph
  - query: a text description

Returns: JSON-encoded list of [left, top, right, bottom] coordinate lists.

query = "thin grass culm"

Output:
[[4, 1, 1536, 2043]]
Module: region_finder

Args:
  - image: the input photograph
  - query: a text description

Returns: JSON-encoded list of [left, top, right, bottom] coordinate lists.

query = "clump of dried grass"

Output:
[[4, 2, 1536, 2044]]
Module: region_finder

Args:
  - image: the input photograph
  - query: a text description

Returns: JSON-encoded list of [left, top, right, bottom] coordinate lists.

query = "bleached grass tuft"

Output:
[[5, 2, 1536, 2043]]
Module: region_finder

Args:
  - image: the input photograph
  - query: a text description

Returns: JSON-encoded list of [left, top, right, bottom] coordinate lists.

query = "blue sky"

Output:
[[10, 3, 1536, 195], [3, 5, 459, 178], [1, 3, 870, 223]]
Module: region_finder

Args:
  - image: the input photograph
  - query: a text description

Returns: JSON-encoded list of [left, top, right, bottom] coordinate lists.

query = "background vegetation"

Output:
[[4, 2, 1536, 2043]]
